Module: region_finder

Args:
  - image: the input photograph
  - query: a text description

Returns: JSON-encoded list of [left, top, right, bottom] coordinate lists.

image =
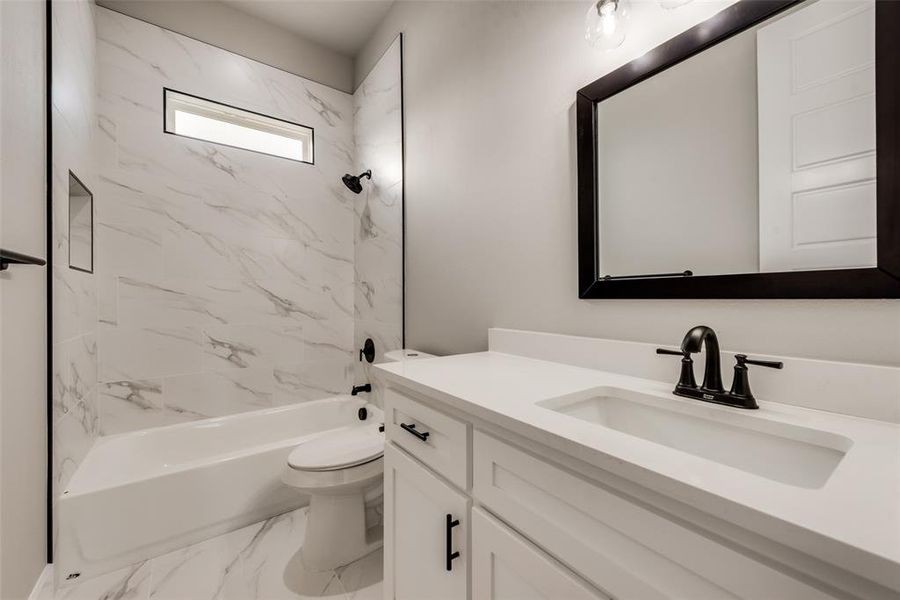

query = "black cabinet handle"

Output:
[[445, 513, 460, 571], [400, 422, 430, 442]]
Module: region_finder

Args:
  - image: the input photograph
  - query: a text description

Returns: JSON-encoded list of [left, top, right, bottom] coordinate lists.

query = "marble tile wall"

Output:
[[353, 36, 405, 405], [51, 0, 100, 555], [93, 8, 358, 434]]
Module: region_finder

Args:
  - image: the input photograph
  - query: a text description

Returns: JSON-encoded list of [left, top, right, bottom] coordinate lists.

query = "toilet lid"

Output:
[[288, 424, 384, 472]]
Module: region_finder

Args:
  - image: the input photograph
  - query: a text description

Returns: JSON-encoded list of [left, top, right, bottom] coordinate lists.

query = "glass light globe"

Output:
[[585, 0, 631, 50], [659, 0, 694, 9]]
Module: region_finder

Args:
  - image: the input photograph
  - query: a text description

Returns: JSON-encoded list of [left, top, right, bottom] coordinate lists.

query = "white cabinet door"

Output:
[[384, 443, 469, 600], [757, 0, 876, 272], [472, 508, 608, 600]]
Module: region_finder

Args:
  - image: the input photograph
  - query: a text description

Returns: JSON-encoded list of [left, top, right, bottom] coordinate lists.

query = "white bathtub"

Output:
[[57, 396, 382, 583]]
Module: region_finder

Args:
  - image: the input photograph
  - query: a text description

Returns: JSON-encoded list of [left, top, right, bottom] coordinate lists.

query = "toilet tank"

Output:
[[383, 349, 435, 362]]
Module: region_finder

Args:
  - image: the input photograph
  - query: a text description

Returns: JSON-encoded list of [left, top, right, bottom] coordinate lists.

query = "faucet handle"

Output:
[[728, 355, 783, 409], [656, 348, 697, 389], [655, 348, 684, 357], [736, 354, 783, 370]]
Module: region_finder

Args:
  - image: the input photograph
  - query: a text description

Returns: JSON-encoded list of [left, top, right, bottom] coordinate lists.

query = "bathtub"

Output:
[[57, 396, 383, 583]]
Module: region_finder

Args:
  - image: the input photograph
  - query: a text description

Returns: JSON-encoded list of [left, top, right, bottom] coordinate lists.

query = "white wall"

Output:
[[356, 0, 900, 367], [97, 0, 355, 93], [0, 0, 48, 596]]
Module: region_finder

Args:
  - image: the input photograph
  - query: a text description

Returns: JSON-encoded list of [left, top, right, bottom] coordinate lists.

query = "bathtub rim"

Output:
[[65, 396, 381, 496]]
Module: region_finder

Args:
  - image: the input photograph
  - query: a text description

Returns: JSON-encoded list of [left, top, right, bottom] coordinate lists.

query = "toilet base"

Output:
[[300, 491, 382, 572]]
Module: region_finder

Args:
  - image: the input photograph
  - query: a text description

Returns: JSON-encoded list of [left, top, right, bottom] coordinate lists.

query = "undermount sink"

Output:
[[537, 386, 852, 489]]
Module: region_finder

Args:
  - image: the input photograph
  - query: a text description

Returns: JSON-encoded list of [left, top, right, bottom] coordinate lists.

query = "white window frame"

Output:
[[163, 88, 314, 164]]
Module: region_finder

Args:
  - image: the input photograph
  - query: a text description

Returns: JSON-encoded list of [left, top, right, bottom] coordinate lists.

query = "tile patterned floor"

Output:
[[38, 507, 383, 600]]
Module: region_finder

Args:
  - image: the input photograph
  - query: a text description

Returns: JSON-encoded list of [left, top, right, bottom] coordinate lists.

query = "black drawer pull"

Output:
[[446, 513, 460, 571], [400, 422, 430, 442]]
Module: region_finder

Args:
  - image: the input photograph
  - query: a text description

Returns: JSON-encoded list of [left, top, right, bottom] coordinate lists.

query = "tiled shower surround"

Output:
[[52, 3, 403, 574], [94, 7, 358, 434]]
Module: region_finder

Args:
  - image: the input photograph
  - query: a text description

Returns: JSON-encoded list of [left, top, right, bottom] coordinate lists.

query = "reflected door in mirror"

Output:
[[757, 0, 876, 272]]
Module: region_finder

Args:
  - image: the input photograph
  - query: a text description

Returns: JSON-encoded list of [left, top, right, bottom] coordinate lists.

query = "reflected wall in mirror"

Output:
[[576, 0, 900, 298]]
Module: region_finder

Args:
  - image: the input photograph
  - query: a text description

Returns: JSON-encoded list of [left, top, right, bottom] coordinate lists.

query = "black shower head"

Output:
[[342, 170, 372, 194]]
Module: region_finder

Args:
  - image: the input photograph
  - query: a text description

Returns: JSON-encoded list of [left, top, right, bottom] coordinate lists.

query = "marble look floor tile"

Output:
[[55, 561, 152, 600], [48, 507, 382, 600], [343, 580, 382, 600], [276, 552, 346, 600], [236, 510, 318, 600], [334, 548, 383, 599], [148, 536, 243, 600]]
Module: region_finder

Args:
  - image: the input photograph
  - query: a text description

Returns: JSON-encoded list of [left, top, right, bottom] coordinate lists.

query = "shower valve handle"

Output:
[[359, 338, 375, 363]]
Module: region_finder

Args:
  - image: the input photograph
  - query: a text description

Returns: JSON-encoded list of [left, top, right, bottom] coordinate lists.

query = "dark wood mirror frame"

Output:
[[576, 0, 900, 299]]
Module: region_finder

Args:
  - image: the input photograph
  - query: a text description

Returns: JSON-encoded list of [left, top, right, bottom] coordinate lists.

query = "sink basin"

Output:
[[537, 386, 851, 489]]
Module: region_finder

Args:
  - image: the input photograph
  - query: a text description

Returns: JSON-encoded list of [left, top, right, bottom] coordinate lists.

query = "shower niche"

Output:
[[68, 171, 93, 273]]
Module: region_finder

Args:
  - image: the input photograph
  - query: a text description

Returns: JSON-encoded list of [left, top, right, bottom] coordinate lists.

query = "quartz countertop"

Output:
[[375, 351, 900, 592]]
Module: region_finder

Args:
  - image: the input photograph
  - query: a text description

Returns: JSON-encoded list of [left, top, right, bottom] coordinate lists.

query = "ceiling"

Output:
[[223, 0, 395, 57]]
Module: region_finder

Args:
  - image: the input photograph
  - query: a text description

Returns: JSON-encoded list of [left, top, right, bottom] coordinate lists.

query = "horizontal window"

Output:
[[164, 89, 313, 163]]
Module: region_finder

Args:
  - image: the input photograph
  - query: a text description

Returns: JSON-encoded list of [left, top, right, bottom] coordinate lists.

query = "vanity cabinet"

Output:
[[383, 387, 853, 600], [384, 443, 469, 600]]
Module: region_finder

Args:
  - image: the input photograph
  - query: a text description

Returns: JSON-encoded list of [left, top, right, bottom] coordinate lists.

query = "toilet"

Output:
[[281, 348, 434, 571]]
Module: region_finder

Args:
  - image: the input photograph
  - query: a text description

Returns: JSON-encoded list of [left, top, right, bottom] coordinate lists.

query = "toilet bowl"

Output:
[[282, 349, 433, 571], [282, 420, 384, 571]]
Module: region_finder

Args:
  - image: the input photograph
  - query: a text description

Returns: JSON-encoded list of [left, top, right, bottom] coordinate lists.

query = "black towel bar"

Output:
[[0, 248, 47, 271], [602, 270, 693, 281]]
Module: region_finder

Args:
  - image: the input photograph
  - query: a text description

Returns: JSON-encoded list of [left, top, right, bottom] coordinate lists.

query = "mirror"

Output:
[[598, 0, 875, 278], [577, 0, 900, 298]]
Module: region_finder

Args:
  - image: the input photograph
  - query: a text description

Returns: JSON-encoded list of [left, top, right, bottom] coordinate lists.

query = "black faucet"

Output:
[[351, 383, 371, 396], [681, 325, 724, 394], [657, 325, 783, 409]]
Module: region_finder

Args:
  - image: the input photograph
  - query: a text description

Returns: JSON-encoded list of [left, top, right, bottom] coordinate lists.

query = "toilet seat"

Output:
[[288, 423, 384, 472]]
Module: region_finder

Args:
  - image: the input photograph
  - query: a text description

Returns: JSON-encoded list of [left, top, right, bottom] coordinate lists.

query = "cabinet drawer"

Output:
[[472, 507, 608, 600], [473, 431, 840, 600], [385, 388, 469, 489]]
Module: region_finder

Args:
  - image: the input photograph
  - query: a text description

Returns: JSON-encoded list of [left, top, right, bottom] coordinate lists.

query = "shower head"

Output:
[[342, 170, 371, 194]]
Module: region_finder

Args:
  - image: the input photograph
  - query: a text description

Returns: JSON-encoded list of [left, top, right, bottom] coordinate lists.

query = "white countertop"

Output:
[[375, 351, 900, 591]]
